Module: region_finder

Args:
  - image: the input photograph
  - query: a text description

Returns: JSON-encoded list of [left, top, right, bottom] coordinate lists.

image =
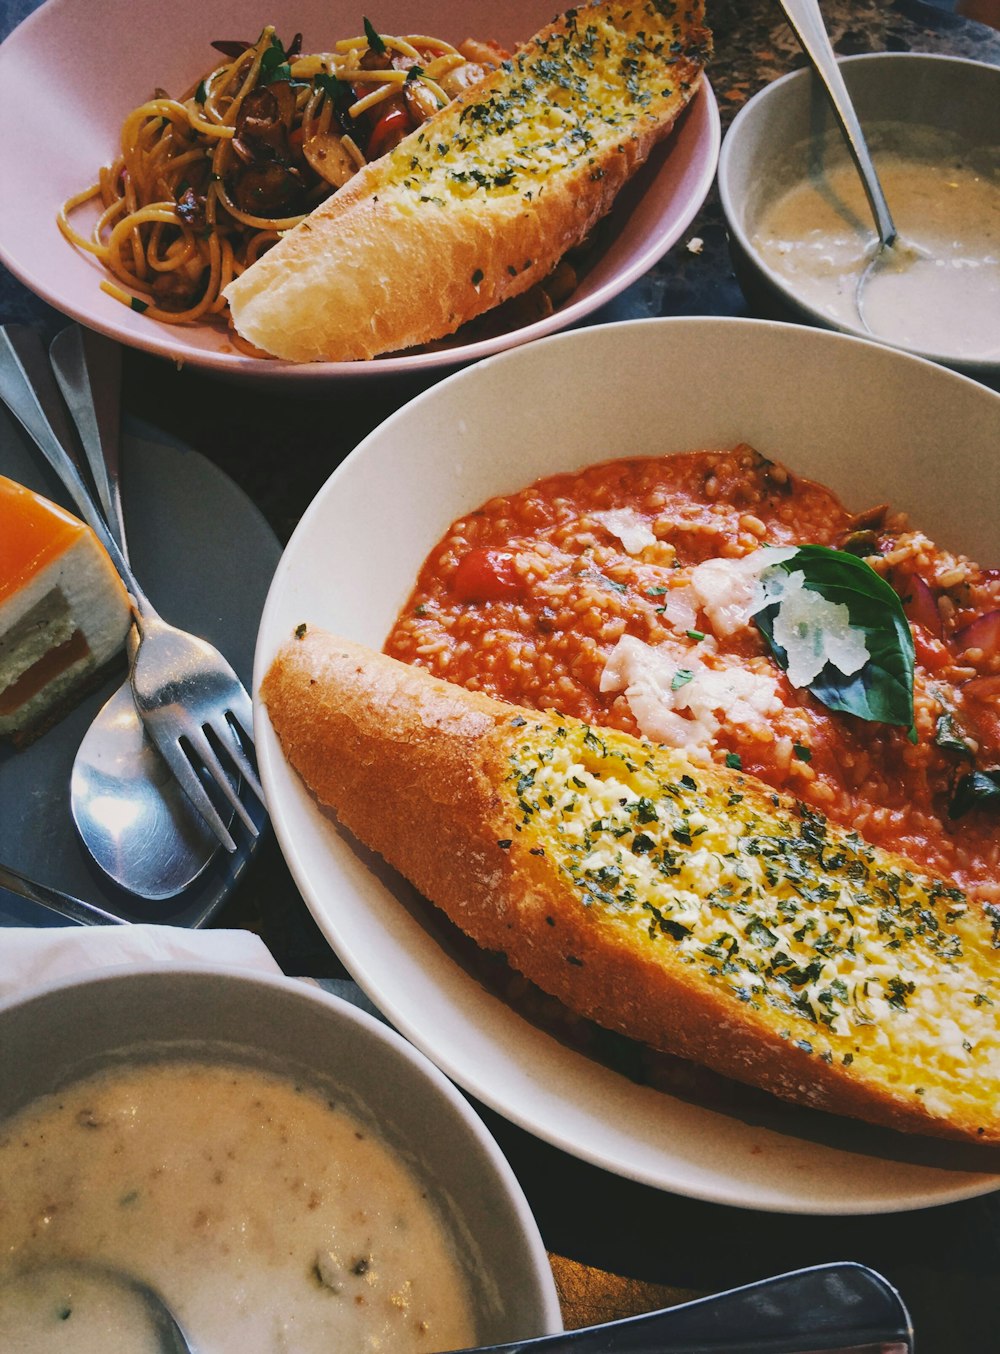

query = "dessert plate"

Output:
[[0, 404, 280, 927]]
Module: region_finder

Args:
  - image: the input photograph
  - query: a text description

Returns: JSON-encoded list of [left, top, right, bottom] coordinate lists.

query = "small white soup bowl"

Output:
[[0, 964, 561, 1346], [718, 52, 1000, 382]]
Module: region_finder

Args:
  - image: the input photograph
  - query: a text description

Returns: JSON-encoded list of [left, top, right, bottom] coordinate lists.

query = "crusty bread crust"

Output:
[[262, 630, 1000, 1145], [224, 1, 710, 362]]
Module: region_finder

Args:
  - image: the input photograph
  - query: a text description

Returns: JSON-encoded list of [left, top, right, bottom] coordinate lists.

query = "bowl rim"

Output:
[[717, 50, 1000, 375], [0, 960, 563, 1337]]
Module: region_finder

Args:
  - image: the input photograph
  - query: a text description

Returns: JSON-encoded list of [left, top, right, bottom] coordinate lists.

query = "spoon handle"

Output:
[[0, 862, 128, 926], [0, 325, 156, 617], [453, 1263, 912, 1354], [777, 0, 897, 248]]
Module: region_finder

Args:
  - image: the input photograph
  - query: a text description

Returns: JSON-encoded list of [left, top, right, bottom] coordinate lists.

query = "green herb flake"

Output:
[[793, 743, 812, 762], [671, 668, 694, 691], [935, 709, 976, 757], [725, 752, 743, 771], [363, 17, 386, 53], [950, 770, 1000, 820], [686, 629, 705, 641]]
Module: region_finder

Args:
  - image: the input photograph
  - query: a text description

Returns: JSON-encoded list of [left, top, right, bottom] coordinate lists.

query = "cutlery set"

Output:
[[0, 323, 265, 916]]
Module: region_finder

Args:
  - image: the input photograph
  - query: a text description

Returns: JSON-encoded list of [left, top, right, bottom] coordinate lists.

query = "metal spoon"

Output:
[[455, 1261, 913, 1354], [46, 326, 225, 900], [0, 1258, 192, 1353], [0, 1260, 911, 1354], [776, 0, 917, 331]]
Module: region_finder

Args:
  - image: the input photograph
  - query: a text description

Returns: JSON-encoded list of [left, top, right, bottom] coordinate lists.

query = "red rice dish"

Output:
[[384, 446, 1000, 904]]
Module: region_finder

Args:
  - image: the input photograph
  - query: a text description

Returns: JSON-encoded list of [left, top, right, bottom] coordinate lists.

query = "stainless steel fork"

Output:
[[0, 324, 263, 853]]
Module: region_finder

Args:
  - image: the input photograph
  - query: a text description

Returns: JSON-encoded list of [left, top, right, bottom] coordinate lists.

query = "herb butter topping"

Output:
[[387, 1, 709, 203], [504, 716, 1000, 1119]]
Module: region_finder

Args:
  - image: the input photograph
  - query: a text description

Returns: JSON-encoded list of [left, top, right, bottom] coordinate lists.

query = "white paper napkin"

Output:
[[0, 926, 282, 1004]]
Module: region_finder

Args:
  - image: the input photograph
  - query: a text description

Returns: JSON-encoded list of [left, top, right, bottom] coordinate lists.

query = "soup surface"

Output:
[[385, 445, 1000, 902], [750, 128, 1000, 361], [0, 1060, 477, 1354]]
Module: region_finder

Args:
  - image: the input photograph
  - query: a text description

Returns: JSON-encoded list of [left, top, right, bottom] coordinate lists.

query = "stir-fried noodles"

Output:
[[59, 24, 495, 338]]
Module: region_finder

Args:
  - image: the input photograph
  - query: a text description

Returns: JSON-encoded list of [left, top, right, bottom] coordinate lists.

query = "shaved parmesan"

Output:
[[658, 585, 699, 635], [767, 571, 869, 688], [600, 635, 781, 758], [689, 546, 796, 637], [591, 509, 657, 556]]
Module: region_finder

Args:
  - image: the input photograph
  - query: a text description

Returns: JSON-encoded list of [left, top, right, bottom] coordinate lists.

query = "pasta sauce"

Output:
[[385, 446, 1000, 903]]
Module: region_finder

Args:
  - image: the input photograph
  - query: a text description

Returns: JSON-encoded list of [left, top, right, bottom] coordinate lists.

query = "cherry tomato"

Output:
[[367, 104, 413, 159], [912, 627, 952, 673], [452, 549, 524, 603], [958, 675, 1000, 758]]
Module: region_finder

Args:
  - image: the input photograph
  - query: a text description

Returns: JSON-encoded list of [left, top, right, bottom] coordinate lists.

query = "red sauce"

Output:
[[385, 446, 1000, 903]]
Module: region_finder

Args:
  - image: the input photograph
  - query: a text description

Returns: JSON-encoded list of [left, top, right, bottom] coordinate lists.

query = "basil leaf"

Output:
[[753, 544, 916, 738], [363, 16, 387, 53], [315, 72, 349, 103], [935, 709, 976, 757], [950, 770, 1000, 819], [259, 35, 291, 84]]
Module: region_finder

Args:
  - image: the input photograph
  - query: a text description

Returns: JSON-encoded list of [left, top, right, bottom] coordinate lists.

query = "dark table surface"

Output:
[[3, 0, 1000, 1347]]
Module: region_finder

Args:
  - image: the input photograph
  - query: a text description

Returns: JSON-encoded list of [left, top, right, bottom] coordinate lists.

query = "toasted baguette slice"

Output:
[[224, 0, 710, 362], [261, 629, 1000, 1144]]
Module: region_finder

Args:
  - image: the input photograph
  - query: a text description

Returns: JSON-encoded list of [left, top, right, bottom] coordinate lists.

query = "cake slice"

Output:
[[224, 0, 711, 361], [261, 628, 1000, 1145], [0, 476, 131, 744]]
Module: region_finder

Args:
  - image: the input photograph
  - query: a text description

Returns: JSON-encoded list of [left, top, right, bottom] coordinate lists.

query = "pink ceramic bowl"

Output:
[[0, 0, 719, 384]]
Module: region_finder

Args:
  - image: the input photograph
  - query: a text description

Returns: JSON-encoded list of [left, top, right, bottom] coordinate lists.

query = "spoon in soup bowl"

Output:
[[0, 1258, 192, 1354], [776, 0, 927, 332], [0, 1259, 912, 1354]]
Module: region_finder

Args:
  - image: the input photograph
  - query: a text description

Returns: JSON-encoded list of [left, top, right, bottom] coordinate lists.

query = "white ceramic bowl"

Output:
[[0, 0, 718, 385], [255, 316, 1000, 1215], [0, 964, 561, 1343], [718, 52, 1000, 381]]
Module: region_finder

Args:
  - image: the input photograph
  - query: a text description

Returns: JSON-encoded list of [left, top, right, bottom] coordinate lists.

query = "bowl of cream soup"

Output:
[[0, 965, 560, 1353], [718, 53, 1000, 380]]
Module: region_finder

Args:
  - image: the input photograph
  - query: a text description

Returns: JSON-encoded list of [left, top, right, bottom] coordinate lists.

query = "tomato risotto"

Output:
[[384, 446, 1000, 902]]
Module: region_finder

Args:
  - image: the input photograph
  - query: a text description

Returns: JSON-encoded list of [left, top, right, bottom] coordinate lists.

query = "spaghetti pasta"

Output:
[[59, 23, 497, 337]]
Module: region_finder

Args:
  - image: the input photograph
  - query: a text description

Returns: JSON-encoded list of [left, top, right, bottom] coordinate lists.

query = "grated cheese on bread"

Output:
[[224, 0, 711, 362], [261, 629, 1000, 1146]]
